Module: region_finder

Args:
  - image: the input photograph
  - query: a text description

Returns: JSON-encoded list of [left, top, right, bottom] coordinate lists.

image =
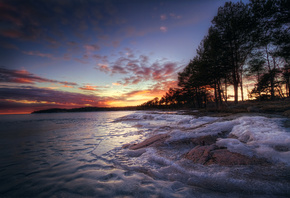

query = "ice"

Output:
[[116, 111, 290, 166], [223, 116, 290, 165], [216, 138, 254, 157], [114, 111, 290, 196], [2, 111, 290, 197]]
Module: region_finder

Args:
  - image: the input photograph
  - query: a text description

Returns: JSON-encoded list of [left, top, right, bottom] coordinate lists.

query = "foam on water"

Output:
[[1, 111, 290, 197]]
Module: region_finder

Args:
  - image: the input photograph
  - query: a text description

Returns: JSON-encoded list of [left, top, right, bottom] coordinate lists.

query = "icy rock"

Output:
[[191, 133, 228, 145], [169, 133, 227, 147], [185, 145, 270, 166], [128, 134, 170, 150], [185, 145, 217, 164]]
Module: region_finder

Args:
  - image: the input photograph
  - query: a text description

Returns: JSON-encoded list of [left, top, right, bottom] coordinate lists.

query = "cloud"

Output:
[[22, 51, 56, 59], [0, 85, 156, 114], [84, 44, 100, 51], [97, 63, 111, 73], [152, 62, 176, 81], [112, 82, 121, 86], [94, 49, 182, 87], [0, 67, 77, 86], [160, 26, 168, 32], [74, 58, 89, 64], [0, 85, 114, 114], [0, 41, 19, 50], [160, 14, 167, 20], [0, 86, 100, 105], [0, 0, 124, 48], [169, 13, 182, 19], [79, 85, 99, 91], [93, 55, 108, 63]]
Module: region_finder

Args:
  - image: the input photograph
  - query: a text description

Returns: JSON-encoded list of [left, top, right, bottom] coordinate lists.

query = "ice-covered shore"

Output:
[[117, 111, 290, 166], [115, 111, 290, 196]]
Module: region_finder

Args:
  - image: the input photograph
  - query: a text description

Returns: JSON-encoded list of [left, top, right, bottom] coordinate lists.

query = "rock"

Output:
[[185, 145, 270, 166], [208, 149, 269, 166], [122, 144, 131, 149], [191, 134, 220, 145], [129, 134, 170, 150], [169, 133, 228, 147], [185, 145, 217, 164]]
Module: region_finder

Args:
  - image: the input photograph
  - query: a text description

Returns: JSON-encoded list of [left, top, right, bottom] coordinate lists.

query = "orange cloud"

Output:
[[79, 85, 99, 91]]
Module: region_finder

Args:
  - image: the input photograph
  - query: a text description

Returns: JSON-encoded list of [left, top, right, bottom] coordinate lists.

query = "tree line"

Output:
[[140, 0, 289, 109]]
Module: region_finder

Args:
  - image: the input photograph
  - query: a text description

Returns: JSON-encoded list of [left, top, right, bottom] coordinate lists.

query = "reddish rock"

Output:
[[129, 134, 170, 150], [122, 144, 131, 149], [185, 145, 270, 166], [185, 145, 216, 164], [207, 149, 269, 166]]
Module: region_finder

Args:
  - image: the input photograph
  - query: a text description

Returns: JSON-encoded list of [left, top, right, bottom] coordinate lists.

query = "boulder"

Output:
[[128, 134, 170, 150], [190, 134, 220, 145], [169, 133, 227, 147], [185, 145, 270, 166], [208, 149, 269, 166], [185, 145, 217, 164]]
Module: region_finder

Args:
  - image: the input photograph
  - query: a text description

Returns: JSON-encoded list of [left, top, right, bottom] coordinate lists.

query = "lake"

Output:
[[0, 111, 289, 197]]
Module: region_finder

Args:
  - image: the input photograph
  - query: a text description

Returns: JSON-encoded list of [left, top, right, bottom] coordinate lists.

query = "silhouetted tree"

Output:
[[212, 1, 256, 103], [140, 0, 289, 109], [246, 52, 266, 100], [250, 0, 290, 100]]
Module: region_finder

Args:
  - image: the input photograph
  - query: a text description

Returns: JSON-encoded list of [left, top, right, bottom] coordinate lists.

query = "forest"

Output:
[[140, 0, 289, 109]]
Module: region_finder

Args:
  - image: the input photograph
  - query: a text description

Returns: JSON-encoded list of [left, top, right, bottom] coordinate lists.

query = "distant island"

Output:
[[31, 106, 138, 114]]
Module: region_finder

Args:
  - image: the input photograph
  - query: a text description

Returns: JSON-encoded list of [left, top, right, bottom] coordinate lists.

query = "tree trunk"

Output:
[[225, 77, 228, 102], [286, 77, 290, 97], [217, 80, 222, 106], [233, 67, 239, 104], [265, 45, 275, 100], [240, 66, 244, 102], [234, 82, 239, 104], [214, 83, 218, 108]]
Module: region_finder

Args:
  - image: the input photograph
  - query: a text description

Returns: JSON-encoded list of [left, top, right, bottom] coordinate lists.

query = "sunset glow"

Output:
[[0, 0, 247, 114]]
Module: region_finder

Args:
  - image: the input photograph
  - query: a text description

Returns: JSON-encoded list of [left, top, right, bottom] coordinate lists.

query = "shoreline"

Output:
[[29, 100, 290, 118]]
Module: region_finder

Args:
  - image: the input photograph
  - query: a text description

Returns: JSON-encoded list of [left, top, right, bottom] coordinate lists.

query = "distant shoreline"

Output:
[[31, 100, 290, 118], [31, 106, 138, 114]]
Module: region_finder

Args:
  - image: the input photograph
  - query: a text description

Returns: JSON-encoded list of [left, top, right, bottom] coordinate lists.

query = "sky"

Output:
[[0, 0, 248, 114]]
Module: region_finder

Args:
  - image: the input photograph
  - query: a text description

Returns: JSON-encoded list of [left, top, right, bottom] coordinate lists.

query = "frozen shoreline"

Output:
[[116, 111, 290, 196], [1, 111, 289, 197], [120, 111, 290, 166]]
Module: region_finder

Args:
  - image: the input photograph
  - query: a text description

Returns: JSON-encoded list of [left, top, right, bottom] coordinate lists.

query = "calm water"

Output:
[[0, 111, 289, 198]]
